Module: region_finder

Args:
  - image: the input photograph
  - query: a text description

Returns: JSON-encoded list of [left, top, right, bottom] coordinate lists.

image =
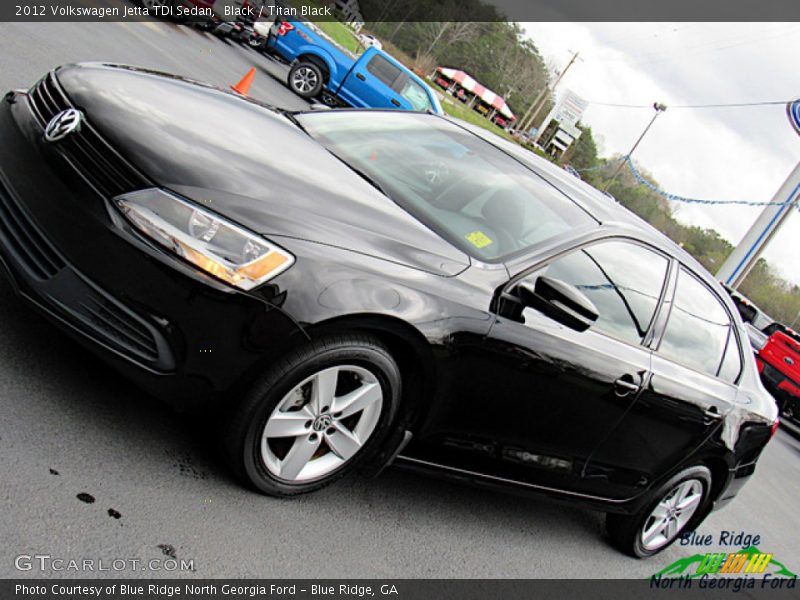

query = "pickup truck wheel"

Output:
[[289, 62, 324, 98]]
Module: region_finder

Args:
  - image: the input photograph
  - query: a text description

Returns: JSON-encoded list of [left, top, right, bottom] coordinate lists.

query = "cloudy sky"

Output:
[[520, 23, 800, 286]]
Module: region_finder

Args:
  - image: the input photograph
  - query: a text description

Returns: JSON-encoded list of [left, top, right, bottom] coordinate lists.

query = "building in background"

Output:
[[332, 0, 364, 31], [535, 90, 587, 160]]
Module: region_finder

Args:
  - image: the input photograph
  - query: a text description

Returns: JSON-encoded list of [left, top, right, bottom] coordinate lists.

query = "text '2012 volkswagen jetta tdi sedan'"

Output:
[[0, 63, 779, 557]]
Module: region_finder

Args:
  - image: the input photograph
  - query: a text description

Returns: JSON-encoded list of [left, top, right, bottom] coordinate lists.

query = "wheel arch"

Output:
[[305, 313, 437, 430], [295, 50, 334, 84], [700, 455, 733, 502], [229, 312, 437, 431]]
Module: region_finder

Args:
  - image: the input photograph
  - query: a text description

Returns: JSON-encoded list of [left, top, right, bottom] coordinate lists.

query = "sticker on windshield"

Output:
[[465, 231, 493, 249]]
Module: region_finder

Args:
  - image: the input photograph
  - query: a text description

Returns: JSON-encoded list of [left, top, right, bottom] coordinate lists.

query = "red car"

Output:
[[755, 330, 800, 421]]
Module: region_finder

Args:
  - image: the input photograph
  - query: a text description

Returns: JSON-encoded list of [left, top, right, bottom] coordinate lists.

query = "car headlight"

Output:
[[113, 189, 294, 290]]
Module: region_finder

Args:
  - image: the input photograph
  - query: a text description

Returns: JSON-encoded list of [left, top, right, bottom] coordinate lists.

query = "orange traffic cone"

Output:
[[231, 68, 256, 96]]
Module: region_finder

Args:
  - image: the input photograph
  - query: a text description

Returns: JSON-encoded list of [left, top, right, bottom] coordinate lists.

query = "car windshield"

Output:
[[296, 112, 596, 261]]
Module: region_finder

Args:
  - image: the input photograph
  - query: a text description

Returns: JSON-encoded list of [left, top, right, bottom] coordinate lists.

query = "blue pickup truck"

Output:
[[264, 20, 442, 114]]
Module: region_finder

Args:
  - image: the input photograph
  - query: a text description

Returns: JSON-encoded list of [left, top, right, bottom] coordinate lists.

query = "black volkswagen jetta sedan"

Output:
[[0, 63, 778, 557]]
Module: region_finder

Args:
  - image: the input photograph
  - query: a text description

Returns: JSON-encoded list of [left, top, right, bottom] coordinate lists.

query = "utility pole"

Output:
[[519, 50, 580, 133], [602, 102, 667, 192]]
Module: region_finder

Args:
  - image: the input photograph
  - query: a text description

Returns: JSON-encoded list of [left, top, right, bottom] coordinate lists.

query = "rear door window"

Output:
[[659, 268, 741, 381], [366, 55, 402, 88]]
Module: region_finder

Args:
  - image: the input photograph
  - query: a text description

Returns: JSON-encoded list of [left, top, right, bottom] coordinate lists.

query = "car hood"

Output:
[[55, 63, 470, 276]]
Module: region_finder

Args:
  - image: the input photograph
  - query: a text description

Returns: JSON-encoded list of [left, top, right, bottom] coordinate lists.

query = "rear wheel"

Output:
[[606, 466, 712, 558], [288, 61, 324, 98], [225, 334, 401, 496]]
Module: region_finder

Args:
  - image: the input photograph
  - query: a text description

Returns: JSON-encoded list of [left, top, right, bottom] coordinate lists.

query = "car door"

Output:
[[338, 52, 408, 109], [413, 238, 672, 498], [586, 266, 742, 498]]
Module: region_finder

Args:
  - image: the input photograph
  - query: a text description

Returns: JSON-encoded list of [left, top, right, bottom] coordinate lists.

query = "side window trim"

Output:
[[499, 236, 672, 349], [652, 264, 744, 385], [716, 327, 733, 378], [644, 256, 678, 350]]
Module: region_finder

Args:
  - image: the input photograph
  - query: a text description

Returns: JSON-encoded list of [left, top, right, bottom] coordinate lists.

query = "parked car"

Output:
[[724, 286, 800, 421], [358, 33, 383, 50], [137, 0, 216, 22], [763, 321, 800, 345], [722, 283, 775, 332], [754, 331, 800, 421], [1, 64, 778, 558], [265, 19, 442, 113]]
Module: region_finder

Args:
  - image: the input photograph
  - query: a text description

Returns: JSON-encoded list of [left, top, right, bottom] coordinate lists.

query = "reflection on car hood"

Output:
[[55, 63, 470, 276]]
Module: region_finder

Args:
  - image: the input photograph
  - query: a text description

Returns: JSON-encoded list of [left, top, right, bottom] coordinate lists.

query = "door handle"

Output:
[[355, 72, 366, 81], [391, 98, 401, 107], [613, 375, 640, 396]]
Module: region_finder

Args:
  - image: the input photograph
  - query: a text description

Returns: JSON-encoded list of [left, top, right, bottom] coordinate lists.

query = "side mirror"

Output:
[[514, 276, 599, 332]]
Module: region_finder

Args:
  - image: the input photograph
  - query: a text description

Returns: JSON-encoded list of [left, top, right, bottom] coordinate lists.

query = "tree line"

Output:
[[570, 126, 800, 325]]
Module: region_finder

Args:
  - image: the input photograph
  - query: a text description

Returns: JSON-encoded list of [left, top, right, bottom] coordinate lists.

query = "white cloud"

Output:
[[521, 22, 800, 285]]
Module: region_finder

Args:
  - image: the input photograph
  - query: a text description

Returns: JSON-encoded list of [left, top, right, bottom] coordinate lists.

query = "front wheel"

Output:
[[606, 466, 712, 558], [225, 334, 401, 497], [288, 61, 324, 98]]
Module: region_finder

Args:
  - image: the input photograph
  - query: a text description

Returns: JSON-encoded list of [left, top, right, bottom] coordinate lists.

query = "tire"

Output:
[[225, 334, 401, 497], [606, 466, 712, 558], [288, 61, 324, 98]]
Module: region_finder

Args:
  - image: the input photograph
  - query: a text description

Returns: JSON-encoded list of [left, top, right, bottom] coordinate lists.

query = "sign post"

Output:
[[716, 99, 800, 288]]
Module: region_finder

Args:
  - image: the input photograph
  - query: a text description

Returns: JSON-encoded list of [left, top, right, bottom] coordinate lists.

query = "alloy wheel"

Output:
[[640, 478, 704, 551], [291, 67, 319, 94], [260, 365, 383, 482]]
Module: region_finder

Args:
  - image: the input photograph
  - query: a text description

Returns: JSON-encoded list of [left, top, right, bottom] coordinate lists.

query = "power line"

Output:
[[579, 157, 800, 214], [585, 99, 796, 110]]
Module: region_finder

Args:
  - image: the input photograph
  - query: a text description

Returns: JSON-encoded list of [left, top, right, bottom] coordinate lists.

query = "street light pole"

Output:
[[602, 102, 667, 192]]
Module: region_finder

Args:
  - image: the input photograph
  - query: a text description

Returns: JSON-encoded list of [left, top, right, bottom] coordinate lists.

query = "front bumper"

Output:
[[0, 87, 303, 408]]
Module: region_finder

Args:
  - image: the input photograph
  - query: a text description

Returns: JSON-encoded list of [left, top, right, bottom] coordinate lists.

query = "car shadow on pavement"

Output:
[[0, 275, 607, 550]]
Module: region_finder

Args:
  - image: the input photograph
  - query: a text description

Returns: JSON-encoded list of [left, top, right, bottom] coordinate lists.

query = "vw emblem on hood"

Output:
[[44, 109, 85, 143]]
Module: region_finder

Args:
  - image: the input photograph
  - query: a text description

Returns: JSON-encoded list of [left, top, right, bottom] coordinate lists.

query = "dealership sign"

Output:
[[789, 99, 800, 136]]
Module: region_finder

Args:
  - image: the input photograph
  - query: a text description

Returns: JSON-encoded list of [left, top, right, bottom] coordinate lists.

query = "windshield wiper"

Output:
[[278, 109, 309, 135], [325, 150, 393, 200]]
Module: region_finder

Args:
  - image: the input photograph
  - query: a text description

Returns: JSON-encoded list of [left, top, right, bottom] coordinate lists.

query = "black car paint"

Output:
[[0, 64, 776, 517]]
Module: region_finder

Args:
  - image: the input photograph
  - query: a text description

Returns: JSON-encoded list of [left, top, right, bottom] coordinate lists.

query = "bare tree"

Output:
[[418, 21, 482, 56]]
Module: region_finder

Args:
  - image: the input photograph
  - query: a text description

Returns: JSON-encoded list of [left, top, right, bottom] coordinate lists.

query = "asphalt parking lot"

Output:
[[0, 19, 799, 579]]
